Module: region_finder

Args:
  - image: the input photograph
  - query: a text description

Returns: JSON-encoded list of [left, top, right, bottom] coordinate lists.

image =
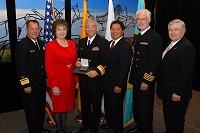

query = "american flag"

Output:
[[44, 0, 55, 125], [44, 0, 54, 45]]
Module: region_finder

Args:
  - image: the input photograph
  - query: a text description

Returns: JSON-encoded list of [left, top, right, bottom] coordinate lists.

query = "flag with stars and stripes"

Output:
[[44, 0, 55, 125], [44, 0, 54, 45]]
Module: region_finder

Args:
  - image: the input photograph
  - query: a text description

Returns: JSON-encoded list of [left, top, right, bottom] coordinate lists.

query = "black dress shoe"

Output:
[[90, 131, 97, 133], [61, 128, 72, 133], [127, 127, 139, 133], [100, 124, 111, 129], [41, 129, 51, 133], [78, 127, 89, 133]]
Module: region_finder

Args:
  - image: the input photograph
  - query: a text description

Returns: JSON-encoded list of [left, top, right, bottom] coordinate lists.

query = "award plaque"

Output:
[[79, 66, 89, 72], [73, 58, 93, 75], [73, 67, 92, 75]]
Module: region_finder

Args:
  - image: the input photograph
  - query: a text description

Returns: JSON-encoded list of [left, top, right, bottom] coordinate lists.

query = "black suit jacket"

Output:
[[157, 36, 196, 101], [104, 37, 132, 92], [129, 28, 163, 86], [15, 36, 46, 92], [77, 34, 110, 92]]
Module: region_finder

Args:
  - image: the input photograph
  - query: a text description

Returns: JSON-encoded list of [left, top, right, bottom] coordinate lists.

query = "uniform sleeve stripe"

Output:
[[143, 73, 155, 82], [20, 77, 30, 86], [97, 65, 105, 75]]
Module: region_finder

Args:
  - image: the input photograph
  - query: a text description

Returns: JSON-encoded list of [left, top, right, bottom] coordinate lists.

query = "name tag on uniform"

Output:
[[140, 42, 148, 45], [92, 46, 99, 51], [30, 50, 35, 52]]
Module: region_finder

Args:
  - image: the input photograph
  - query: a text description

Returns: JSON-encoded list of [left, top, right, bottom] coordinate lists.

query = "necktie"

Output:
[[110, 41, 115, 50], [35, 42, 40, 50], [87, 40, 91, 46], [166, 43, 173, 53]]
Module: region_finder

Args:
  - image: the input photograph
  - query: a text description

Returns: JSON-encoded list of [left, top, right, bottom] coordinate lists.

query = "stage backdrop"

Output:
[[0, 0, 10, 63], [0, 0, 139, 113]]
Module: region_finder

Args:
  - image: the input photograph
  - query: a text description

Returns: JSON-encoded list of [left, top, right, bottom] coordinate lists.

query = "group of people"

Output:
[[15, 8, 196, 133]]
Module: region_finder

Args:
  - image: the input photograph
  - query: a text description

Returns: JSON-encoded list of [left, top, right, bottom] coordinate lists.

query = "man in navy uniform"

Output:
[[76, 18, 110, 133], [15, 20, 50, 133], [128, 9, 163, 133]]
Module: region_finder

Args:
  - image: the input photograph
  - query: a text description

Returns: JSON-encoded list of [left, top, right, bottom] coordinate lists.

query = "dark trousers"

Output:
[[20, 90, 46, 133], [133, 84, 155, 133], [104, 90, 125, 133], [163, 99, 189, 133], [80, 90, 103, 133]]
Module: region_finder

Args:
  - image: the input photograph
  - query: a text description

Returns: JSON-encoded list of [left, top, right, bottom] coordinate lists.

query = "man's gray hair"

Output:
[[168, 19, 186, 31], [136, 9, 151, 19], [84, 18, 98, 27]]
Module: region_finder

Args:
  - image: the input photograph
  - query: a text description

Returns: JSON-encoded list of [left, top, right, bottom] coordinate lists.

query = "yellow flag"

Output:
[[77, 0, 89, 112], [81, 0, 88, 38]]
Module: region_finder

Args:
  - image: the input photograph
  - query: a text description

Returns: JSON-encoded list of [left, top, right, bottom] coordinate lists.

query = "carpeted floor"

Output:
[[0, 90, 200, 133]]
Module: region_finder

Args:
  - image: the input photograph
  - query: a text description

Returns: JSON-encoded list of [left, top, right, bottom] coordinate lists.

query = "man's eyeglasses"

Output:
[[136, 18, 148, 22], [168, 28, 181, 32], [85, 25, 96, 29]]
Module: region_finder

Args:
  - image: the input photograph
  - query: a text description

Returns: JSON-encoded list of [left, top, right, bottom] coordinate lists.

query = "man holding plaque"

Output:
[[76, 18, 110, 133]]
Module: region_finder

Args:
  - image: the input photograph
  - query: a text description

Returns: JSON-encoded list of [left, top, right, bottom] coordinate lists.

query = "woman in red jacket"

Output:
[[45, 19, 77, 133]]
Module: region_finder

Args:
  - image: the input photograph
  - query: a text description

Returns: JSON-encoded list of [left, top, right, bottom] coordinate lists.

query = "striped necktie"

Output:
[[35, 42, 40, 50], [110, 41, 115, 50]]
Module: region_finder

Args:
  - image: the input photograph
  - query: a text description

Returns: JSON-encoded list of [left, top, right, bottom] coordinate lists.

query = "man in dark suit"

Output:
[[100, 20, 132, 133], [128, 9, 163, 133], [15, 20, 50, 133], [76, 18, 110, 133], [157, 19, 196, 133]]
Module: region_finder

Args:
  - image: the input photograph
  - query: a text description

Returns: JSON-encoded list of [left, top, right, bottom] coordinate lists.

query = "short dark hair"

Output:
[[110, 20, 125, 30], [52, 19, 69, 38], [26, 20, 39, 28]]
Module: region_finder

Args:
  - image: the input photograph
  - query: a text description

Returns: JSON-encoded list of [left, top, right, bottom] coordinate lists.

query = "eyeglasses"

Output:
[[136, 18, 148, 22], [85, 25, 96, 29], [168, 28, 181, 32]]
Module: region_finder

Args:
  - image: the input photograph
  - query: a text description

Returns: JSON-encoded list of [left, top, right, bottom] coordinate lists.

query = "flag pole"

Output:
[[52, 0, 55, 20]]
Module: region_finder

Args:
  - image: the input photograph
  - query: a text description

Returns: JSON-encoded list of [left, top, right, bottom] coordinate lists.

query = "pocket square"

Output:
[[140, 42, 148, 45], [80, 48, 84, 50], [92, 47, 99, 51], [30, 50, 35, 52]]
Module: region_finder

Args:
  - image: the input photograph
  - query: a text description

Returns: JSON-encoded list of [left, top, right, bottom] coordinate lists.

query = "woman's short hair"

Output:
[[52, 19, 69, 38]]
